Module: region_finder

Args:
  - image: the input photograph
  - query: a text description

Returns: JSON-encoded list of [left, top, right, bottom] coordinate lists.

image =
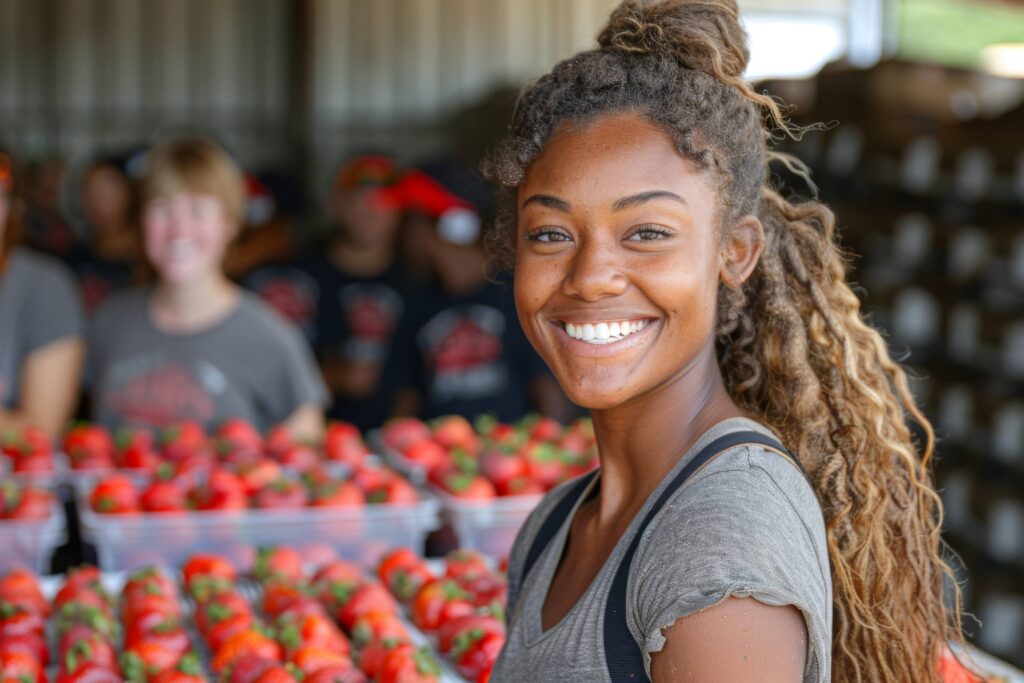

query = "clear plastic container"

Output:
[[78, 490, 442, 572], [432, 487, 543, 560], [0, 500, 67, 573]]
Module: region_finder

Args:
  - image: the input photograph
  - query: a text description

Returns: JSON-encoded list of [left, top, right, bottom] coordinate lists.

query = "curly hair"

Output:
[[481, 1, 966, 680]]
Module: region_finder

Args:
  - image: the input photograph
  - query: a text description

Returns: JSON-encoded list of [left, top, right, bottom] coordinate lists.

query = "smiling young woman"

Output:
[[481, 1, 967, 682]]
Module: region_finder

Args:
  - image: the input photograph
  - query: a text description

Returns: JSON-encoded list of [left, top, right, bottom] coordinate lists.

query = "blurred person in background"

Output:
[[390, 161, 571, 423], [245, 154, 414, 432], [0, 150, 85, 437], [20, 157, 78, 259], [66, 152, 145, 314], [223, 171, 300, 280], [87, 137, 327, 439]]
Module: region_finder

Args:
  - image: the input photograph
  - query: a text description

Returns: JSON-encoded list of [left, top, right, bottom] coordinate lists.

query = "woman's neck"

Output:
[[150, 272, 239, 334], [589, 340, 744, 526]]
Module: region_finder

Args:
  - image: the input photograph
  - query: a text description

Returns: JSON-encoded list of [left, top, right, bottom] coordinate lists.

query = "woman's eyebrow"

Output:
[[612, 190, 686, 211], [521, 194, 571, 211]]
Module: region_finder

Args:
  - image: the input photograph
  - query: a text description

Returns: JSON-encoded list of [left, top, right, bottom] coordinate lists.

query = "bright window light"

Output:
[[743, 15, 847, 81]]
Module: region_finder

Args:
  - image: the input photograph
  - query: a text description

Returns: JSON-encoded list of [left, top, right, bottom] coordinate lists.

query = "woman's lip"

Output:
[[546, 317, 659, 357]]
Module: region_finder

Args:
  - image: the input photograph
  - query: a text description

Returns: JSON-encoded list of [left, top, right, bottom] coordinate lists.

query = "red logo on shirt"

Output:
[[104, 362, 217, 427]]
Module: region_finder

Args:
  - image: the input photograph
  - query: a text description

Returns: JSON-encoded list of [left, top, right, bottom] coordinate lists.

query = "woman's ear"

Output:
[[719, 215, 764, 290]]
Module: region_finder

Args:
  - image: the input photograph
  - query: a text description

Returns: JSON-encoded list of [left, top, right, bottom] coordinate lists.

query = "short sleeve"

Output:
[[258, 311, 330, 423], [23, 256, 84, 352], [628, 447, 832, 679]]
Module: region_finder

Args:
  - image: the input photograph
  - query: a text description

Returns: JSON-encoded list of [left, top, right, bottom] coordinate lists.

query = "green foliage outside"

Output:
[[899, 0, 1024, 68]]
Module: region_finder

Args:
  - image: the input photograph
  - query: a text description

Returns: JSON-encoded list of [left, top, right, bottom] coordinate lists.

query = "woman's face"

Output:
[[143, 192, 234, 285], [82, 165, 131, 229], [515, 112, 732, 410]]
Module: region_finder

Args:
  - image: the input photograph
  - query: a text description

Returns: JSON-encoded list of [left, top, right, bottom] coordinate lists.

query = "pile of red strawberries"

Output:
[[381, 414, 598, 500]]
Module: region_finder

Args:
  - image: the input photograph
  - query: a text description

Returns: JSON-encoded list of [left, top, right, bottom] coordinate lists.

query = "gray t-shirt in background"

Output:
[[493, 417, 832, 683], [0, 248, 84, 408], [87, 288, 328, 433]]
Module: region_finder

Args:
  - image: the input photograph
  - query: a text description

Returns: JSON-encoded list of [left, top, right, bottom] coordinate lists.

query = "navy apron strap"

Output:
[[507, 469, 599, 619], [603, 430, 800, 682]]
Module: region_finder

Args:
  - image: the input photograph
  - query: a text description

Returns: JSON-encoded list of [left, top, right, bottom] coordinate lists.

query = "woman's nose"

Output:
[[561, 233, 628, 301]]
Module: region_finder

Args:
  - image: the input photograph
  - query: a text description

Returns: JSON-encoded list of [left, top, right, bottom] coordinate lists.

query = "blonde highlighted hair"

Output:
[[140, 137, 246, 226]]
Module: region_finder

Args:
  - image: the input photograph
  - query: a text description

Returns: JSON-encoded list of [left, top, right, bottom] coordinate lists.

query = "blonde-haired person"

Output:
[[0, 150, 85, 437], [485, 1, 968, 682], [87, 137, 327, 440]]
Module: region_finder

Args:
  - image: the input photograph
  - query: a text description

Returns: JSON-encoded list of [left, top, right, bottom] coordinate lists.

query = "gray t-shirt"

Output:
[[88, 288, 328, 432], [0, 248, 84, 408], [493, 417, 832, 683]]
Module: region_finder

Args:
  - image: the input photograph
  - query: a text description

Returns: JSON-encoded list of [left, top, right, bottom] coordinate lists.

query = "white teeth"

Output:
[[562, 319, 651, 344]]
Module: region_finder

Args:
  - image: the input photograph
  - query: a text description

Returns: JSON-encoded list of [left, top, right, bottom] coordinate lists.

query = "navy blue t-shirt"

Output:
[[391, 278, 549, 422], [243, 250, 410, 431]]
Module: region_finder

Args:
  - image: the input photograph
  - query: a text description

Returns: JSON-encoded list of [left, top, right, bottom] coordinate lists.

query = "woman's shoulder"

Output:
[[231, 291, 311, 347], [10, 247, 77, 292]]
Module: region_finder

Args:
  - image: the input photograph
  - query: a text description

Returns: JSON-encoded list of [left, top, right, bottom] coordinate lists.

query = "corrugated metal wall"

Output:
[[0, 0, 291, 169], [0, 0, 851, 203]]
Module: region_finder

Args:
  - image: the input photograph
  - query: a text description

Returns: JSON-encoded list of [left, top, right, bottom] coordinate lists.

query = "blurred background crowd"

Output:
[[1, 0, 1023, 667]]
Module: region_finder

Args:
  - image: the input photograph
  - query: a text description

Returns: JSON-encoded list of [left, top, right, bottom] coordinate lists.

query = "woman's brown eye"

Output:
[[526, 229, 571, 243], [626, 226, 672, 241]]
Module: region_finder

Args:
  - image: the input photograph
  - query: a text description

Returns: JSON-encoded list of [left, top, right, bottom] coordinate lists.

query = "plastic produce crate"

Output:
[[0, 500, 66, 573], [78, 492, 442, 572], [433, 487, 543, 560]]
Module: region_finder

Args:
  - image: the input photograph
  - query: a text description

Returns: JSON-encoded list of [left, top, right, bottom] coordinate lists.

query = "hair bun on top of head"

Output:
[[597, 0, 750, 82]]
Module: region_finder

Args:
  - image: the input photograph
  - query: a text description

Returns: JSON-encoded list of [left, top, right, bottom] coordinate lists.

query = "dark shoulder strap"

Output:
[[603, 430, 800, 682], [508, 470, 599, 618]]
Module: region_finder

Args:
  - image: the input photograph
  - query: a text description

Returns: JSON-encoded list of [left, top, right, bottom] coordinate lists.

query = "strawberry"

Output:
[[88, 475, 139, 514], [190, 469, 247, 511], [277, 614, 350, 657], [410, 579, 474, 632], [430, 415, 477, 451], [275, 445, 319, 473], [437, 614, 505, 654], [215, 419, 264, 458], [235, 459, 283, 497], [253, 479, 309, 510], [160, 422, 209, 462], [357, 638, 407, 680], [182, 554, 237, 591], [252, 665, 298, 683], [140, 479, 187, 513], [381, 418, 431, 453], [323, 422, 369, 466], [54, 663, 121, 683], [3, 485, 53, 520], [0, 568, 48, 617], [0, 603, 46, 639], [453, 631, 503, 681], [260, 582, 309, 618], [479, 447, 527, 494], [500, 475, 545, 496], [365, 477, 418, 505], [10, 452, 55, 474], [212, 630, 282, 673], [148, 653, 205, 683], [264, 425, 295, 459], [63, 424, 116, 471], [0, 632, 49, 667], [350, 611, 409, 649], [0, 650, 44, 683], [401, 440, 447, 471], [223, 655, 275, 683], [120, 641, 181, 679], [288, 646, 352, 676], [61, 637, 118, 676], [439, 471, 496, 500], [335, 583, 396, 630], [311, 480, 364, 508], [523, 442, 567, 490], [302, 665, 367, 683], [377, 644, 441, 683], [253, 547, 304, 583], [2, 425, 51, 459]]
